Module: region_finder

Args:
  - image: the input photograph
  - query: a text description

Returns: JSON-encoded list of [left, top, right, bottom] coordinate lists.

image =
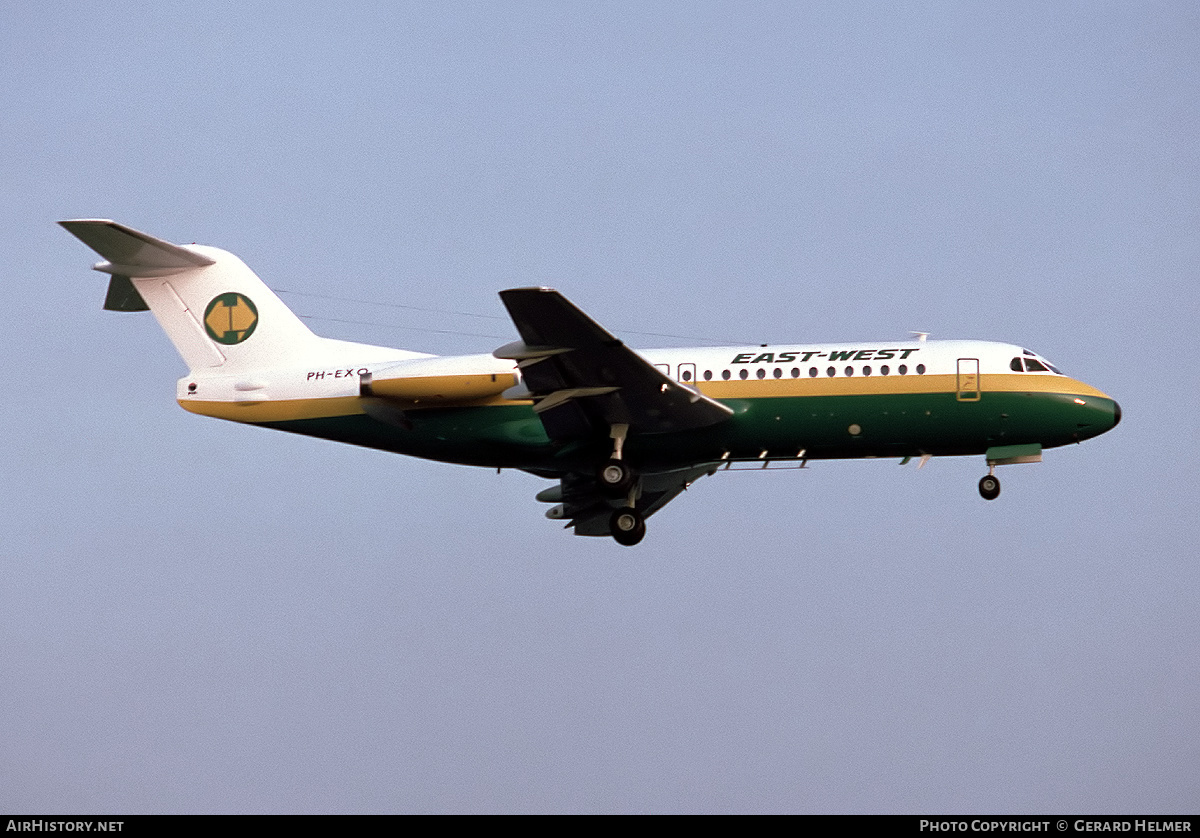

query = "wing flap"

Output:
[[495, 287, 732, 438], [541, 464, 719, 536]]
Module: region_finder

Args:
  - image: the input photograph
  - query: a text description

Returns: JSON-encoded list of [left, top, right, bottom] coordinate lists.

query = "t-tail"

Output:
[[60, 219, 324, 373]]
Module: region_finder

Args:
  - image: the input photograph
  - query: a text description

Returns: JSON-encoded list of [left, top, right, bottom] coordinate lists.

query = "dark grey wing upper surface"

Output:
[[494, 287, 732, 441]]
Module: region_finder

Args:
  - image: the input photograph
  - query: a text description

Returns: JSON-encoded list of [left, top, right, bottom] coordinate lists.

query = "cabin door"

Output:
[[677, 363, 697, 384], [956, 358, 981, 402]]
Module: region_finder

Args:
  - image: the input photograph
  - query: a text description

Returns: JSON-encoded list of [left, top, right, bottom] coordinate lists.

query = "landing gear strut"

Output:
[[609, 507, 646, 546], [601, 424, 645, 544], [597, 423, 636, 497], [978, 469, 1001, 501]]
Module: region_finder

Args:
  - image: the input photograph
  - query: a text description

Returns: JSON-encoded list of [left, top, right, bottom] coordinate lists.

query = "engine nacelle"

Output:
[[362, 370, 516, 406]]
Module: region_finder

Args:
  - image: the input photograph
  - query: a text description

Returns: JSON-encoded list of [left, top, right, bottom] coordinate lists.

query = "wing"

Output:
[[494, 287, 733, 441], [538, 463, 719, 536]]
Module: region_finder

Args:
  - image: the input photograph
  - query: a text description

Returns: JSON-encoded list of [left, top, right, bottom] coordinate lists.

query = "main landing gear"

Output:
[[978, 468, 1001, 501], [597, 458, 635, 496], [609, 507, 646, 546], [599, 423, 645, 546]]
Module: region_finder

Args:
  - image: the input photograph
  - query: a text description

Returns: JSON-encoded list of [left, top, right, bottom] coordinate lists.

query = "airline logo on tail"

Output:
[[204, 293, 258, 344]]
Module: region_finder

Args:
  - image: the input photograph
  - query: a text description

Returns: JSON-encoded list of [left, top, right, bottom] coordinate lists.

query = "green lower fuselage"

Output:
[[260, 387, 1121, 474]]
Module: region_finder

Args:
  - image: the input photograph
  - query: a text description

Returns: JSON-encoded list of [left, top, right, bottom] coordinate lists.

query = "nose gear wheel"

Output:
[[979, 474, 1001, 500]]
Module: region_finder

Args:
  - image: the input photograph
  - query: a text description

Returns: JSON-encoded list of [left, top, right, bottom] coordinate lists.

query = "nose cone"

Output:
[[1067, 387, 1121, 442], [1086, 396, 1121, 439], [1055, 379, 1120, 444]]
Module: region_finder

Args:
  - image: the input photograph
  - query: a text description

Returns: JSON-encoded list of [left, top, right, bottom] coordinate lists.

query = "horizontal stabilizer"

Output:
[[59, 219, 215, 277]]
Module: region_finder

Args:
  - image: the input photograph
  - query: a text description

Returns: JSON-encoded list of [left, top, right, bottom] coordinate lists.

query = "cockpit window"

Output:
[[1016, 349, 1064, 374]]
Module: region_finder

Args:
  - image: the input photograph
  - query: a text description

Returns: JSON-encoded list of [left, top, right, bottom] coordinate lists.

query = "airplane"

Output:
[[62, 219, 1121, 546]]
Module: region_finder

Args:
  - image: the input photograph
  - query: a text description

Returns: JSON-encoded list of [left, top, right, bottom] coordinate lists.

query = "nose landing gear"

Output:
[[978, 469, 1000, 501], [979, 443, 1042, 500]]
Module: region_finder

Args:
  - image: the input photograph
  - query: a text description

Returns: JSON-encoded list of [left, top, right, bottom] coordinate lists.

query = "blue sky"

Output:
[[2, 1, 1197, 813]]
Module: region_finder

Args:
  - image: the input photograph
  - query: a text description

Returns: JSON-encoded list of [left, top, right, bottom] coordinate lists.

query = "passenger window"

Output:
[[809, 367, 818, 378], [773, 368, 782, 379], [916, 364, 926, 374], [845, 366, 854, 376], [791, 368, 800, 378], [681, 370, 692, 381], [826, 366, 836, 377], [863, 366, 872, 376], [898, 365, 908, 375], [703, 370, 712, 381], [722, 369, 731, 380], [880, 365, 889, 375], [739, 369, 749, 380]]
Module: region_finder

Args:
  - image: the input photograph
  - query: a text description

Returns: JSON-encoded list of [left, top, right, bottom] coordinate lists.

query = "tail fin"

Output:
[[61, 220, 322, 372]]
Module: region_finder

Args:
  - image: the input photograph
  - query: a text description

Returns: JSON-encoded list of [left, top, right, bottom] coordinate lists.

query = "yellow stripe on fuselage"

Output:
[[178, 392, 526, 423], [179, 374, 1111, 424], [694, 373, 1112, 400]]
